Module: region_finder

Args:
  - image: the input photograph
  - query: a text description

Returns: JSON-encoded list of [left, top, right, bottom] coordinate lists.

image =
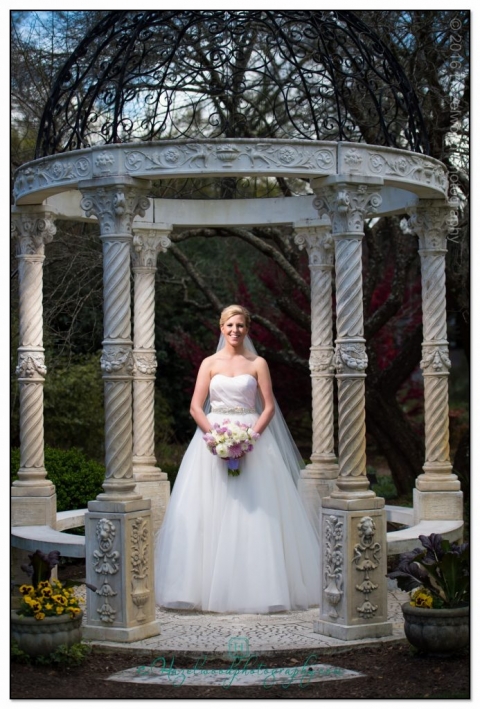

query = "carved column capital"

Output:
[[80, 184, 150, 235], [294, 225, 334, 268], [313, 183, 382, 235], [408, 200, 454, 252], [12, 210, 56, 257], [131, 228, 172, 269]]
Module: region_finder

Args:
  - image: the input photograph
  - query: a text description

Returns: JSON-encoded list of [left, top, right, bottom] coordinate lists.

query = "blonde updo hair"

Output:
[[219, 304, 251, 329]]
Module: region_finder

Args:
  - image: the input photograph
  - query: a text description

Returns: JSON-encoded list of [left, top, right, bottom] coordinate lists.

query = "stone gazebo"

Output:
[[12, 10, 463, 643]]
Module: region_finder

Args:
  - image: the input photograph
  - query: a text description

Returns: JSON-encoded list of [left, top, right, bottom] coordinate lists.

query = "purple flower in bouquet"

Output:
[[203, 419, 260, 476]]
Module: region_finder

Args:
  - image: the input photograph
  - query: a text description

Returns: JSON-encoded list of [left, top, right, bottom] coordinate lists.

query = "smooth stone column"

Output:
[[80, 178, 160, 642], [294, 221, 338, 526], [11, 207, 57, 528], [312, 177, 391, 641], [131, 225, 172, 533], [408, 201, 462, 524]]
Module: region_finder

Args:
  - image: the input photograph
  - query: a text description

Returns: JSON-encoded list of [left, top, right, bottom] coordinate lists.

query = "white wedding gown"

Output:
[[154, 373, 320, 613]]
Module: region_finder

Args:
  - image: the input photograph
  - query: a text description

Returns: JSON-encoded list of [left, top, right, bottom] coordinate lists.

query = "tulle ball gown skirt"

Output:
[[154, 413, 321, 614]]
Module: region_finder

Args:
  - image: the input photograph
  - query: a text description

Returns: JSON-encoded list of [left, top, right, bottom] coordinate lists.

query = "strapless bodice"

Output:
[[209, 373, 257, 412]]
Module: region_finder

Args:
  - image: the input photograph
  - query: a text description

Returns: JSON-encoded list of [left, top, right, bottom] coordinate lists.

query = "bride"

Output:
[[154, 304, 320, 613]]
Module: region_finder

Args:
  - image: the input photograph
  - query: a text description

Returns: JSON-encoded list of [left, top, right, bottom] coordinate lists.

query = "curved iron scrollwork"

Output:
[[36, 10, 430, 158]]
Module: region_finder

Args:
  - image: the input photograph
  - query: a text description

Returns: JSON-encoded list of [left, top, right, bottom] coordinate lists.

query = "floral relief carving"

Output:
[[368, 152, 448, 191], [310, 351, 335, 373], [335, 344, 368, 374], [352, 516, 381, 619], [131, 517, 150, 622], [133, 352, 158, 376], [343, 148, 363, 170], [93, 518, 120, 624], [323, 515, 344, 618], [14, 156, 91, 198], [94, 151, 115, 174], [16, 353, 47, 378], [100, 346, 135, 376], [125, 142, 335, 174]]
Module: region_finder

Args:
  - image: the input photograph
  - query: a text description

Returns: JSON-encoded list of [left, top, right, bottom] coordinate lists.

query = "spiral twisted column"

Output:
[[312, 179, 391, 642], [294, 224, 338, 480], [80, 181, 150, 501], [408, 201, 460, 493], [12, 209, 56, 508], [131, 228, 171, 468], [314, 181, 382, 500]]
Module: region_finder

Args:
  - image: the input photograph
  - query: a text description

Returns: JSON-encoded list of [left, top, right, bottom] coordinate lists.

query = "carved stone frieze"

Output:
[[133, 352, 157, 376], [421, 345, 451, 374], [16, 352, 47, 378], [14, 142, 449, 205], [125, 142, 335, 175], [314, 184, 382, 234], [353, 516, 381, 619], [80, 186, 150, 235], [334, 343, 368, 374], [368, 151, 448, 192], [131, 231, 171, 268], [100, 346, 134, 376], [12, 213, 56, 256], [323, 515, 344, 618], [14, 155, 92, 200]]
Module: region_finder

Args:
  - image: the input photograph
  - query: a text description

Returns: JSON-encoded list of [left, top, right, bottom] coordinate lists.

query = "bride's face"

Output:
[[221, 314, 248, 347]]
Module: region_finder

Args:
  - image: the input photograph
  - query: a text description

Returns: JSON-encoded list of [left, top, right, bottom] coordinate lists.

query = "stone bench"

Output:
[[11, 505, 464, 558], [11, 509, 87, 558]]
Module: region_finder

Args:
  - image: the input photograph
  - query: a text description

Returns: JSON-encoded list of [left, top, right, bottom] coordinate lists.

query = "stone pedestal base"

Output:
[[413, 488, 464, 525], [83, 498, 161, 643], [11, 492, 57, 528], [134, 477, 170, 534], [314, 617, 393, 641], [315, 496, 392, 641]]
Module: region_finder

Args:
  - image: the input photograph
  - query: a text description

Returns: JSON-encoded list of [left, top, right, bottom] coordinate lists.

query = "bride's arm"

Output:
[[253, 358, 275, 435], [190, 358, 214, 434]]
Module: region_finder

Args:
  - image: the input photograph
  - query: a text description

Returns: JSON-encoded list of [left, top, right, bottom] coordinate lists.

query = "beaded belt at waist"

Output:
[[209, 406, 257, 415]]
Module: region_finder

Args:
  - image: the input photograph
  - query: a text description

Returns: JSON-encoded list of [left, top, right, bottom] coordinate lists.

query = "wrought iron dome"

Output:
[[37, 9, 430, 159]]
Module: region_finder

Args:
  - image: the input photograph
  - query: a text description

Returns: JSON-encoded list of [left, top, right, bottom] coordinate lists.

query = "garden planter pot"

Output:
[[11, 610, 83, 657], [402, 602, 469, 655]]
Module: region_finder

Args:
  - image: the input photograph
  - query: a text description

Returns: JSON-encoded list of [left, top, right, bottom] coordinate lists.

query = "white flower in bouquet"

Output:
[[203, 419, 260, 476]]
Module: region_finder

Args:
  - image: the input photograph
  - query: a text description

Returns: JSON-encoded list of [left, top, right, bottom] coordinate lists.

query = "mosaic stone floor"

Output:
[[85, 586, 410, 657]]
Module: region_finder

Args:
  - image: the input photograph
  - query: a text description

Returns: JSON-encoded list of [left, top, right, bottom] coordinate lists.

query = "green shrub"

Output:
[[372, 474, 398, 500], [11, 447, 105, 512], [11, 640, 92, 667]]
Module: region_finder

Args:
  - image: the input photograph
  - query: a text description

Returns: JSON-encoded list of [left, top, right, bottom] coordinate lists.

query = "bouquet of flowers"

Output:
[[203, 419, 260, 476]]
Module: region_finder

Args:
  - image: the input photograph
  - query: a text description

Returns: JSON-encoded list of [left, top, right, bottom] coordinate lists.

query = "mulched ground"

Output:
[[11, 641, 469, 699]]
